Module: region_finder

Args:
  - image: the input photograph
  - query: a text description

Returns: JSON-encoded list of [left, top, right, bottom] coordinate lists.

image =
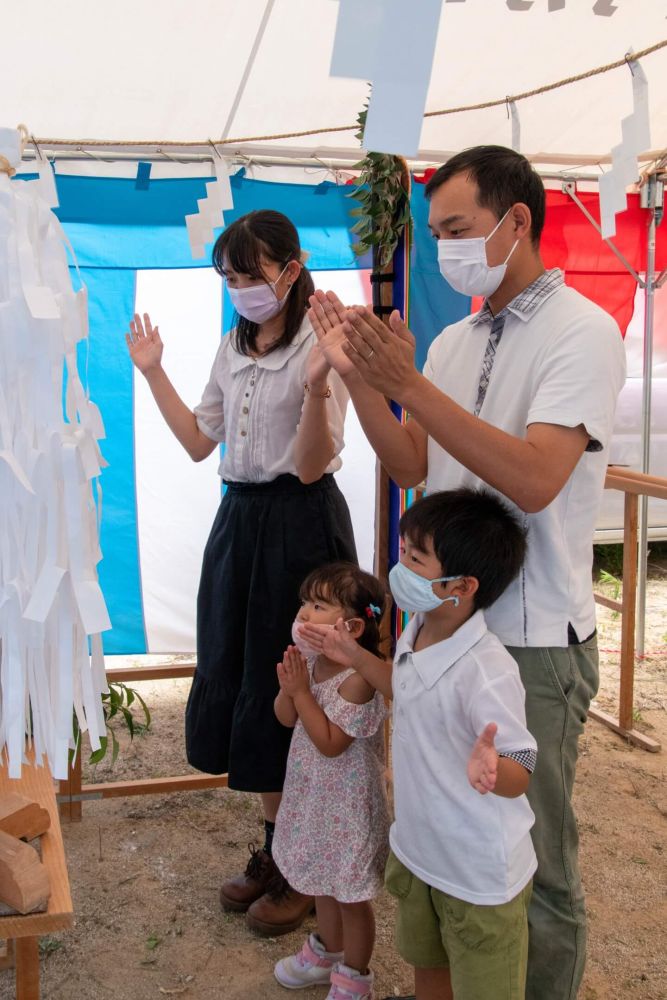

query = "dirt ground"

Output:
[[2, 568, 665, 1000]]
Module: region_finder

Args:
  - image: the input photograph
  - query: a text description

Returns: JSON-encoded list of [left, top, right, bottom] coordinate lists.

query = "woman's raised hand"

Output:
[[304, 342, 331, 389], [126, 312, 163, 374], [307, 290, 356, 378]]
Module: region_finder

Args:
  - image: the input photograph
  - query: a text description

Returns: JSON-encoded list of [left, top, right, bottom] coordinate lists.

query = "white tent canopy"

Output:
[[2, 0, 666, 171]]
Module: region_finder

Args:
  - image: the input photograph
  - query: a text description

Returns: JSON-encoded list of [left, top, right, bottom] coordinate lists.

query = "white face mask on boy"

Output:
[[389, 561, 462, 614], [227, 263, 292, 324], [437, 208, 519, 299]]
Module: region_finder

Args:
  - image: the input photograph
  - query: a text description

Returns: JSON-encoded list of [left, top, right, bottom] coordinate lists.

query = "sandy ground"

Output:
[[0, 573, 665, 1000]]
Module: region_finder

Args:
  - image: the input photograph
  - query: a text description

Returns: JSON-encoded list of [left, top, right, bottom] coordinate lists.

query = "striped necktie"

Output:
[[474, 312, 506, 417]]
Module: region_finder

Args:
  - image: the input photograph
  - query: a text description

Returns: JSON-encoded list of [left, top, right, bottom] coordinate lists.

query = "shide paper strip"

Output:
[[330, 0, 442, 157], [0, 126, 110, 780], [599, 56, 651, 238]]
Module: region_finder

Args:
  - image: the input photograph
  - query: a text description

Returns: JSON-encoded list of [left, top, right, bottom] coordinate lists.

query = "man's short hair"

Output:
[[425, 145, 546, 247], [398, 487, 527, 610]]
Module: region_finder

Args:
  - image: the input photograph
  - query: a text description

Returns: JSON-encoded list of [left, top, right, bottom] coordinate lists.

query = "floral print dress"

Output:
[[273, 664, 391, 903]]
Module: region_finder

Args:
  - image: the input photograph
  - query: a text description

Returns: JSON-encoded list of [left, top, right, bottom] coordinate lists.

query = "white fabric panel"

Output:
[[134, 269, 223, 652], [134, 267, 376, 651], [2, 1, 666, 166], [314, 270, 377, 573]]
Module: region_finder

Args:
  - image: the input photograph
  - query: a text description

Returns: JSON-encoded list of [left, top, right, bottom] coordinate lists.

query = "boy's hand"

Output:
[[277, 645, 310, 697], [467, 722, 499, 794], [297, 618, 360, 668]]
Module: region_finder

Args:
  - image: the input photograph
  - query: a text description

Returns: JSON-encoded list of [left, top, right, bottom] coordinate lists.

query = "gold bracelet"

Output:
[[303, 383, 332, 398]]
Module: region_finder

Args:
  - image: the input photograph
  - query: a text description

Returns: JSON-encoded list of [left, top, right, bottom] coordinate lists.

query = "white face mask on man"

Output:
[[227, 263, 292, 324], [437, 207, 519, 299]]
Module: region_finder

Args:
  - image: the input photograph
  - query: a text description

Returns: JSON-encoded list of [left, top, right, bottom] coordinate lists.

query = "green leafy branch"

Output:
[[348, 106, 412, 270], [72, 681, 152, 766]]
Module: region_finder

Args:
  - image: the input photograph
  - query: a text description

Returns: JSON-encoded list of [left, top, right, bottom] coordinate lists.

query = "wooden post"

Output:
[[619, 491, 639, 731], [58, 751, 82, 824], [15, 937, 39, 1000]]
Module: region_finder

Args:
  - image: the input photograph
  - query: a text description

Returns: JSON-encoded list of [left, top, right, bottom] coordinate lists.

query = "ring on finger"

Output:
[[367, 349, 375, 361]]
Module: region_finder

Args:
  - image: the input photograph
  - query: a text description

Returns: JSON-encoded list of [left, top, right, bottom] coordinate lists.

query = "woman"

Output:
[[126, 210, 357, 935]]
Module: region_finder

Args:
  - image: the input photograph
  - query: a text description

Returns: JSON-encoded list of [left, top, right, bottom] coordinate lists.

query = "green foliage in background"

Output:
[[72, 681, 151, 766], [348, 107, 411, 270]]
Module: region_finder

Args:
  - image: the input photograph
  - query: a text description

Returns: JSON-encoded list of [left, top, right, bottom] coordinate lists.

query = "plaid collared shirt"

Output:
[[470, 269, 565, 416]]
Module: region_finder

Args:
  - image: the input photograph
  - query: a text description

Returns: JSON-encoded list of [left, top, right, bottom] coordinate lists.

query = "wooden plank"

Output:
[[605, 472, 667, 501], [619, 492, 639, 731], [105, 663, 196, 682], [589, 707, 661, 752], [15, 937, 39, 1000], [607, 465, 667, 489], [78, 773, 228, 800], [0, 752, 73, 939], [593, 593, 623, 613]]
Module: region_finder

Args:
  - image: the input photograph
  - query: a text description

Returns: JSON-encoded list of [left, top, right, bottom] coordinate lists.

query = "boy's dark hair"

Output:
[[299, 562, 386, 657], [212, 210, 315, 357], [425, 145, 546, 247], [398, 488, 527, 610]]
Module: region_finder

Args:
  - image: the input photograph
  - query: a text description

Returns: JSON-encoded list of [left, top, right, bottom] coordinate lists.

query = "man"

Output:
[[310, 145, 626, 1000]]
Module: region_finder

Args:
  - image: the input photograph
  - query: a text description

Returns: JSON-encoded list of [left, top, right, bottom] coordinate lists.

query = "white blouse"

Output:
[[194, 317, 348, 483]]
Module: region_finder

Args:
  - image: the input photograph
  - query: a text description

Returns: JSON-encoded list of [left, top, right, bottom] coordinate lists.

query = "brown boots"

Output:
[[219, 843, 277, 912], [220, 843, 314, 936]]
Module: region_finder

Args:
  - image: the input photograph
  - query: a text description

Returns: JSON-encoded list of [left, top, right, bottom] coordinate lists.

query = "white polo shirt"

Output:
[[390, 610, 537, 906], [194, 316, 348, 483], [423, 272, 626, 647]]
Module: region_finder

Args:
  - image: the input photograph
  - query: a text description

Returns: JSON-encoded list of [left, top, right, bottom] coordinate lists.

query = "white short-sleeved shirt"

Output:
[[194, 316, 348, 482], [423, 273, 626, 647], [390, 610, 537, 906]]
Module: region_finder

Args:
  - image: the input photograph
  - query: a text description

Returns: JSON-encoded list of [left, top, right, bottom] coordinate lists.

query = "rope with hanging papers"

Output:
[[25, 38, 667, 151]]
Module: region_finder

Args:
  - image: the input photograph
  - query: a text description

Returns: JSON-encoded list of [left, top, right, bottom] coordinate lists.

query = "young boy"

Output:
[[303, 486, 536, 1000]]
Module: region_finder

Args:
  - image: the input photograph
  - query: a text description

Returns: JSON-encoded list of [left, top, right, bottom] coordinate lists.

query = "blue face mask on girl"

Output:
[[389, 561, 462, 614]]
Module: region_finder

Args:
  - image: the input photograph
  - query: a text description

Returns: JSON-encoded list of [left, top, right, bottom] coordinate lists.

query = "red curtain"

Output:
[[414, 172, 666, 337]]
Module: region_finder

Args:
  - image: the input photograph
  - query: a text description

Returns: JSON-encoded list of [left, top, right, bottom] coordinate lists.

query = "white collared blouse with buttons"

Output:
[[194, 317, 348, 483]]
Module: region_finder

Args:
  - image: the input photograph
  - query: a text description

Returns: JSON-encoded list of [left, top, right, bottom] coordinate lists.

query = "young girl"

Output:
[[272, 562, 390, 1000], [125, 210, 357, 936]]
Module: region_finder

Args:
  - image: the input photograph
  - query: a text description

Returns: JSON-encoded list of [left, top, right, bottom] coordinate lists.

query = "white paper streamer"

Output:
[[0, 127, 110, 779], [599, 54, 651, 238], [184, 156, 233, 260], [330, 0, 442, 157]]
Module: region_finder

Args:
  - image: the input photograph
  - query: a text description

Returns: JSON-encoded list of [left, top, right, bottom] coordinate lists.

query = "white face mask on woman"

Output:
[[227, 263, 292, 324], [437, 208, 519, 299]]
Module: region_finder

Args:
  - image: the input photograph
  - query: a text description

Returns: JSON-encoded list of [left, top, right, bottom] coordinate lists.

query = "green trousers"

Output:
[[507, 637, 599, 1000]]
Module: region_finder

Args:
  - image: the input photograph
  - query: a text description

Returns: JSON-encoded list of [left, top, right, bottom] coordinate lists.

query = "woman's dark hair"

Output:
[[212, 210, 315, 356], [425, 145, 546, 247], [299, 562, 386, 657], [398, 487, 527, 610]]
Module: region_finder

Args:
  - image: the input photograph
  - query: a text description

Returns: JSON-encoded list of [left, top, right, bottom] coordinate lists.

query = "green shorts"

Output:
[[385, 851, 532, 1000]]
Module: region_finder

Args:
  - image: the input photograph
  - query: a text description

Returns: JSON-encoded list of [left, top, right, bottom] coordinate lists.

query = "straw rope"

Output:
[[25, 38, 667, 151]]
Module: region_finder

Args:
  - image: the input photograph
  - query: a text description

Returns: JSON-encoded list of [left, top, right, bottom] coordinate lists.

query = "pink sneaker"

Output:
[[326, 963, 374, 999], [274, 933, 343, 989]]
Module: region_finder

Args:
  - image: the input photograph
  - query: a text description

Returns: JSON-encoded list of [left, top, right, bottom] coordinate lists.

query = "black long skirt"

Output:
[[185, 473, 357, 791]]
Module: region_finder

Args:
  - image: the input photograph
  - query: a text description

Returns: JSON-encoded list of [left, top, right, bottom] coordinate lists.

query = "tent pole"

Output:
[[218, 0, 276, 142], [636, 175, 664, 655]]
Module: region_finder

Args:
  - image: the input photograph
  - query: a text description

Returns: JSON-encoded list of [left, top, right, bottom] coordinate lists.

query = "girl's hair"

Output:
[[299, 562, 386, 657], [212, 210, 315, 357]]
